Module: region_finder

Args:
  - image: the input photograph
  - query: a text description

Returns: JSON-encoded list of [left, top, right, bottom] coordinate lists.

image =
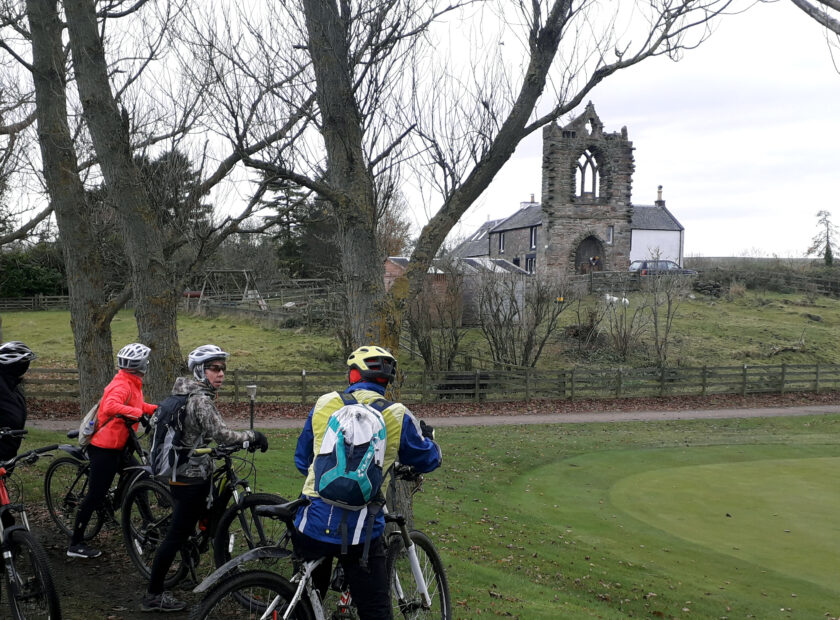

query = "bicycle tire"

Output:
[[386, 530, 451, 620], [43, 456, 103, 540], [120, 478, 187, 588], [4, 529, 63, 620], [212, 492, 290, 569], [190, 569, 313, 620]]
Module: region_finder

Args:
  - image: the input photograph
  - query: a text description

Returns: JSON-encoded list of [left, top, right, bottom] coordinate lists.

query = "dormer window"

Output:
[[576, 149, 599, 198]]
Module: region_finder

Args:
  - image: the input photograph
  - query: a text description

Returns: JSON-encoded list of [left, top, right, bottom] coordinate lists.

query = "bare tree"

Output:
[[12, 0, 297, 400], [789, 0, 840, 35], [405, 254, 466, 371], [477, 269, 576, 368], [603, 296, 648, 363], [643, 274, 690, 367], [26, 0, 118, 407]]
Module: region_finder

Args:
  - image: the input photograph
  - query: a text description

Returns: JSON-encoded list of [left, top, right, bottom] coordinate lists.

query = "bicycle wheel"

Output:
[[4, 529, 62, 620], [191, 569, 313, 620], [212, 493, 290, 570], [121, 478, 187, 587], [386, 530, 451, 620], [43, 456, 104, 540]]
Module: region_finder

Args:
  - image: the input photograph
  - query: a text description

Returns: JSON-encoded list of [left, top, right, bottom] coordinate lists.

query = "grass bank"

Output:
[[17, 413, 840, 618]]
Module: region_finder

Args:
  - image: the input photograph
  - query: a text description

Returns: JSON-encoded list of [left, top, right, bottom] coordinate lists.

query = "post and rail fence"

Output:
[[22, 363, 840, 406]]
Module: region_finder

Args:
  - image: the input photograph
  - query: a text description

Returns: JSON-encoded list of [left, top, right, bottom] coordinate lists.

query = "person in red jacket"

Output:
[[67, 343, 158, 559]]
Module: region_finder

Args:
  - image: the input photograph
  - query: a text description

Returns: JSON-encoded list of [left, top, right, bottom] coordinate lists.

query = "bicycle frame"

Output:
[[195, 493, 436, 617]]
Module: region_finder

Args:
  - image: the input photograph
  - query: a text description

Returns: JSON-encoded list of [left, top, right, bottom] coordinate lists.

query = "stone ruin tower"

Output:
[[540, 102, 634, 274]]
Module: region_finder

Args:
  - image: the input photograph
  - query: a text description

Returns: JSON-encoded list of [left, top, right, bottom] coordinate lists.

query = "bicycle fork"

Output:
[[261, 557, 326, 620], [394, 528, 432, 609]]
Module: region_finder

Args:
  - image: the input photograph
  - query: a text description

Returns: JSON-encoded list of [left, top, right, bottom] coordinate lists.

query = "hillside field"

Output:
[[3, 289, 840, 373]]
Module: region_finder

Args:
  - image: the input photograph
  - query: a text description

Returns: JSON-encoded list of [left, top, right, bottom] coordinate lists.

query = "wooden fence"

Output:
[[22, 363, 840, 405]]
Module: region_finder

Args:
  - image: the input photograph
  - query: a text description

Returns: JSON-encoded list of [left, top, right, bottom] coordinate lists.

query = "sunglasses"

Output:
[[205, 364, 227, 373]]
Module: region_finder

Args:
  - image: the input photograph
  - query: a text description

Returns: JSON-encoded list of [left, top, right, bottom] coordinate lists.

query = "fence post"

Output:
[[301, 369, 307, 405], [233, 369, 239, 404], [741, 364, 748, 396], [525, 368, 531, 401], [701, 365, 708, 397], [616, 368, 622, 398], [474, 370, 481, 403], [570, 367, 576, 401], [815, 363, 820, 393], [780, 363, 786, 394], [659, 367, 666, 397], [421, 371, 428, 403]]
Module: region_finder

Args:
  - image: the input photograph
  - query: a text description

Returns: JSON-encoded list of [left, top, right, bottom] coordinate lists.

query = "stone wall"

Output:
[[540, 103, 634, 274]]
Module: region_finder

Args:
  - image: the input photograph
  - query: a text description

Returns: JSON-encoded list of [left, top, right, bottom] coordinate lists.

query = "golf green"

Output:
[[611, 456, 840, 592]]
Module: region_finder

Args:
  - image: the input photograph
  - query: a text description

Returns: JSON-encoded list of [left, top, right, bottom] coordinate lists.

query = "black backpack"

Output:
[[148, 393, 191, 481]]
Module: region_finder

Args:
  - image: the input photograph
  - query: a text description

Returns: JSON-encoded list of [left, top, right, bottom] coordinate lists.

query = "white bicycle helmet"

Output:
[[188, 344, 229, 381], [0, 341, 37, 365], [117, 343, 151, 374]]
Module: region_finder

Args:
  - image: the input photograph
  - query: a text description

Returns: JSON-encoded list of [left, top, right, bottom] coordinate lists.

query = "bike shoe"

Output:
[[66, 543, 102, 559], [140, 591, 187, 613]]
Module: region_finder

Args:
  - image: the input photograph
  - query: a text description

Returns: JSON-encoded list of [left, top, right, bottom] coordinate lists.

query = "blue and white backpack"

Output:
[[313, 393, 387, 510]]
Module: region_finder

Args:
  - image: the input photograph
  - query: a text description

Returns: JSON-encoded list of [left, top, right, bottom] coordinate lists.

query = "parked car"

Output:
[[629, 259, 697, 275]]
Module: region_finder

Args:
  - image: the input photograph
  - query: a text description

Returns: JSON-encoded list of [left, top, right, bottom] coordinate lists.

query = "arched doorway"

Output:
[[574, 236, 604, 274]]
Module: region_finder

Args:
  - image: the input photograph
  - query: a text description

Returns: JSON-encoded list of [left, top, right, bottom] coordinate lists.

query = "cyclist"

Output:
[[293, 345, 441, 620], [67, 343, 158, 559], [141, 344, 268, 613], [0, 341, 37, 461]]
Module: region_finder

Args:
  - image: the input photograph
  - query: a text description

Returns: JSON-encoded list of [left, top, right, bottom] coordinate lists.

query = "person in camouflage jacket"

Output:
[[142, 344, 269, 613]]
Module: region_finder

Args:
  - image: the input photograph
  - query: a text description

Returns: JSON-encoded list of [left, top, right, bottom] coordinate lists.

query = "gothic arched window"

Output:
[[576, 149, 599, 198]]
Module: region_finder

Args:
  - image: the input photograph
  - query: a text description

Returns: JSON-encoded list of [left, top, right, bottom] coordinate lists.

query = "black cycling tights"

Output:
[[70, 445, 138, 546]]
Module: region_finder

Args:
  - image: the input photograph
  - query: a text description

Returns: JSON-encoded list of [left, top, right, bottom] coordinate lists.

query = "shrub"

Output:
[[727, 280, 746, 299]]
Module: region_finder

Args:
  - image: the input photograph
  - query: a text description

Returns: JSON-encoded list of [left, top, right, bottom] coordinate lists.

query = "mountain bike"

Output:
[[121, 443, 288, 589], [191, 465, 451, 619], [43, 414, 150, 540], [0, 428, 63, 619]]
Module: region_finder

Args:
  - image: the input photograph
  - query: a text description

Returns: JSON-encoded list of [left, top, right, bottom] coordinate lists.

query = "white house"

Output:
[[628, 188, 685, 266]]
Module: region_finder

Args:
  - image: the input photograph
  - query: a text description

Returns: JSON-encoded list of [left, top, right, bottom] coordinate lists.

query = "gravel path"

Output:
[[26, 403, 840, 432]]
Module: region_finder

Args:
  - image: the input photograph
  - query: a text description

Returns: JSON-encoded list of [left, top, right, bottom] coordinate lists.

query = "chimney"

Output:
[[655, 185, 665, 207], [530, 193, 535, 203]]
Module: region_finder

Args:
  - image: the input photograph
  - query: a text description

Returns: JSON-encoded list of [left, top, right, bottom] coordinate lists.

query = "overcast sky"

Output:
[[447, 1, 840, 259]]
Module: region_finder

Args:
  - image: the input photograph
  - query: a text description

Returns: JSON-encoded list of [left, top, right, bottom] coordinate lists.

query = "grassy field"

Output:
[[17, 414, 840, 619], [3, 288, 840, 373]]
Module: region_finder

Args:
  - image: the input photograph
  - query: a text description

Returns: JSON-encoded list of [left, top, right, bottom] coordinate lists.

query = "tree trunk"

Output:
[[63, 0, 181, 400], [302, 0, 383, 348], [27, 0, 115, 410]]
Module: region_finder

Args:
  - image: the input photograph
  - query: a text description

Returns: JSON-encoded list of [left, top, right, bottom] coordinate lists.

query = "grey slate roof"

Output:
[[451, 219, 502, 257], [630, 205, 683, 231], [387, 256, 410, 268], [491, 204, 542, 232], [459, 257, 529, 275]]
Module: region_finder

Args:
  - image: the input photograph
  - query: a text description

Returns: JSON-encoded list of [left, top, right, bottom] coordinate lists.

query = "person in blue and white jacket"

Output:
[[293, 345, 441, 620]]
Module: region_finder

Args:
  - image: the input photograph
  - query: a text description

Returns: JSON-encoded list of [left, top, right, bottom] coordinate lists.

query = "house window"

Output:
[[525, 256, 536, 274], [529, 226, 537, 250], [498, 232, 505, 254], [606, 225, 614, 245]]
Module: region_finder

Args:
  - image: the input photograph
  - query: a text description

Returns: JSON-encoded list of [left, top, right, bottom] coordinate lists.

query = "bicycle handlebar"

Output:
[[192, 443, 245, 458], [0, 427, 27, 438], [0, 443, 59, 469]]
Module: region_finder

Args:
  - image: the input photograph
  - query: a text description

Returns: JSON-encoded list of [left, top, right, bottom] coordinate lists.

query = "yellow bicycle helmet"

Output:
[[346, 345, 397, 384]]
